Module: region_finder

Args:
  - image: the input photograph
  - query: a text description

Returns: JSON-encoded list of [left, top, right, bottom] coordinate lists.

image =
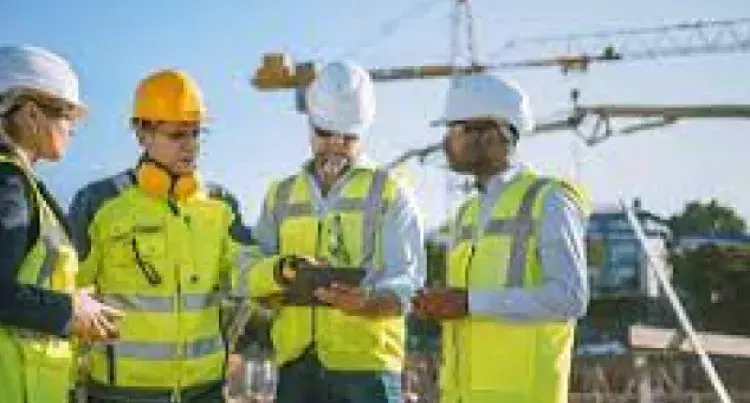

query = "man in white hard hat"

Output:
[[248, 61, 425, 403], [0, 45, 122, 403], [413, 73, 591, 403]]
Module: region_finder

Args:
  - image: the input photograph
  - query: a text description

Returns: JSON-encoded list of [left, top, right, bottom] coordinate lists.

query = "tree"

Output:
[[669, 244, 750, 334], [667, 200, 750, 334], [667, 199, 746, 239]]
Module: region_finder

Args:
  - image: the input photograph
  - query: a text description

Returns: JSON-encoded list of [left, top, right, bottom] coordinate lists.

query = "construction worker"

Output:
[[249, 61, 426, 403], [68, 69, 253, 403], [0, 45, 122, 403], [413, 73, 590, 403]]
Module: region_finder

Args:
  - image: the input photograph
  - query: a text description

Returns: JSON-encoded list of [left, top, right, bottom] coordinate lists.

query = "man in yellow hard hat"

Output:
[[68, 69, 254, 403], [248, 61, 426, 403], [413, 73, 591, 403]]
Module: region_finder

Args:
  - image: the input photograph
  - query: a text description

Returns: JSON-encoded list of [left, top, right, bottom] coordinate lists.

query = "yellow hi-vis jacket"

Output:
[[249, 167, 406, 372], [69, 169, 252, 398], [0, 155, 78, 403], [441, 170, 589, 403]]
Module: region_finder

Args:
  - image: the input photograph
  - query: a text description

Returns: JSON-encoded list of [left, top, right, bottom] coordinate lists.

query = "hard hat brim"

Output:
[[430, 118, 450, 127]]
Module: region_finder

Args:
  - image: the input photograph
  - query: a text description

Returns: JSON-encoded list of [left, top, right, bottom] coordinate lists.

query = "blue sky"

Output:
[[2, 0, 749, 228]]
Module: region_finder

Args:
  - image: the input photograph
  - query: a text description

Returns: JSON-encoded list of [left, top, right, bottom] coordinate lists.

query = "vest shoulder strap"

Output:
[[69, 170, 135, 258], [272, 174, 299, 225]]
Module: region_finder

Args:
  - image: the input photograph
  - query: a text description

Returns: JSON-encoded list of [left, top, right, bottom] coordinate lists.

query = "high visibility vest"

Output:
[[441, 170, 588, 403], [76, 173, 246, 395], [259, 167, 405, 372], [0, 154, 78, 403]]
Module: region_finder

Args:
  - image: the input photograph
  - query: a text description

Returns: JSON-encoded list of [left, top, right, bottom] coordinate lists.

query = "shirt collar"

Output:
[[303, 154, 376, 175], [481, 161, 528, 195]]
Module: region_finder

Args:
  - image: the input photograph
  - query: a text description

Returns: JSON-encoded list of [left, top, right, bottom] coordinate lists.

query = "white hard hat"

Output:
[[433, 73, 533, 136], [0, 45, 84, 112], [306, 61, 375, 137]]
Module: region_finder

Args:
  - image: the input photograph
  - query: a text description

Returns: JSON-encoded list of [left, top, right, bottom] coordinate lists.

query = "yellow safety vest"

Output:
[[441, 170, 588, 403], [76, 173, 246, 396], [0, 154, 78, 403], [250, 167, 406, 372]]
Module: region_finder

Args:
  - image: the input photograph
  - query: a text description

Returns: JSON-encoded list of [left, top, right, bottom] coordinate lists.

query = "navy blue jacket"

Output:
[[0, 156, 72, 336]]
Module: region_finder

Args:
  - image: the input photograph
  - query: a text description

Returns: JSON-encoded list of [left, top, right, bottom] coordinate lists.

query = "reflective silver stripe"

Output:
[[273, 176, 297, 224], [113, 335, 224, 360], [361, 169, 388, 268], [231, 247, 258, 298], [98, 292, 221, 312], [182, 292, 222, 311], [36, 210, 65, 286], [283, 202, 312, 217], [456, 226, 473, 243], [337, 197, 366, 212], [484, 219, 522, 236], [186, 335, 224, 358], [506, 178, 553, 287], [453, 200, 474, 243], [99, 293, 172, 312], [282, 198, 365, 219], [36, 236, 56, 286]]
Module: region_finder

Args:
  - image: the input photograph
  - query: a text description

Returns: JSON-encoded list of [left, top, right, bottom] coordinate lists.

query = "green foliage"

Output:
[[668, 199, 746, 239], [667, 200, 750, 334], [669, 244, 750, 334]]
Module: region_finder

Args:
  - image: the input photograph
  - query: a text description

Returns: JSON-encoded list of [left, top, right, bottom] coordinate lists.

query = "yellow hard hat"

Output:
[[132, 69, 205, 123]]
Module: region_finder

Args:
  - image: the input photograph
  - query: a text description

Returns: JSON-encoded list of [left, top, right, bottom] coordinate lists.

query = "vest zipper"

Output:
[[172, 203, 184, 403], [174, 280, 183, 403], [106, 345, 116, 385], [310, 220, 323, 351]]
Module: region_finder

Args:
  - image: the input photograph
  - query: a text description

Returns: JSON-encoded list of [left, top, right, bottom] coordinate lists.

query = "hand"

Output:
[[226, 353, 246, 382], [413, 288, 468, 320], [225, 353, 247, 398], [315, 284, 401, 316], [314, 283, 367, 314], [71, 289, 124, 343]]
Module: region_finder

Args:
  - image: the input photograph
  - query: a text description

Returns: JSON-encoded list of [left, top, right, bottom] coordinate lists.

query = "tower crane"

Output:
[[533, 89, 750, 146], [251, 17, 750, 92]]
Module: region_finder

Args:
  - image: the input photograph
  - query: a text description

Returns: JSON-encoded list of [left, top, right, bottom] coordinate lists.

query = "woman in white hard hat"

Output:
[[0, 45, 122, 403]]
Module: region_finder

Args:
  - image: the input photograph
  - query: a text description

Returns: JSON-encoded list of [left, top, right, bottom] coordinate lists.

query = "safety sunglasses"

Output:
[[447, 120, 517, 142], [153, 126, 206, 141]]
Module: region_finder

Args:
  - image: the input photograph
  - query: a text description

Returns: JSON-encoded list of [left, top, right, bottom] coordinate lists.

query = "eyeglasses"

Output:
[[314, 127, 359, 142], [154, 126, 205, 141]]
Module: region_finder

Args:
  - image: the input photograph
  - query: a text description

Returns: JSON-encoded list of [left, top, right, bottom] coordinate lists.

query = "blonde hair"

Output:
[[0, 88, 52, 171]]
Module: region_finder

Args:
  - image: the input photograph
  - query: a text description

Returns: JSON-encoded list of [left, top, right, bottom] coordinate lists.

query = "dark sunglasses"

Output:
[[313, 127, 359, 142]]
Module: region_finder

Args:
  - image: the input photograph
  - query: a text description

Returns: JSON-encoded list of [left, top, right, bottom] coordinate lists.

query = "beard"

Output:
[[444, 140, 506, 176], [315, 153, 351, 184]]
